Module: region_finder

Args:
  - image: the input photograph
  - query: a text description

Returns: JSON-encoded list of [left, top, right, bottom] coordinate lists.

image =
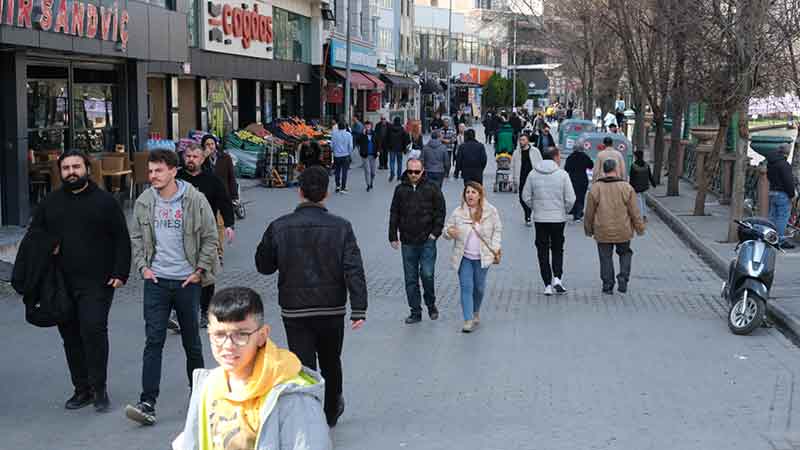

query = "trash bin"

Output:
[[574, 132, 634, 170], [749, 135, 794, 157], [558, 119, 596, 158]]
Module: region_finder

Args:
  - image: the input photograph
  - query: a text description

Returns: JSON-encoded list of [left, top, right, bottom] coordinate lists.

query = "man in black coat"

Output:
[[456, 128, 488, 185], [255, 166, 367, 426], [178, 143, 235, 327], [374, 115, 390, 169], [536, 124, 556, 150], [29, 149, 131, 412], [767, 145, 797, 249], [389, 159, 446, 324]]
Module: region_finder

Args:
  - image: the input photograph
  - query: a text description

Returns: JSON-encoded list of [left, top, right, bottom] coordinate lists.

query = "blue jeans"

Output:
[[769, 191, 791, 243], [140, 278, 204, 404], [389, 152, 404, 179], [458, 257, 489, 321], [333, 156, 351, 189], [401, 239, 437, 316]]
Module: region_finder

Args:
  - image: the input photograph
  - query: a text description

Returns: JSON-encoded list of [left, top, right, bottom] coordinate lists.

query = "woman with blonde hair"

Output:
[[444, 182, 503, 333]]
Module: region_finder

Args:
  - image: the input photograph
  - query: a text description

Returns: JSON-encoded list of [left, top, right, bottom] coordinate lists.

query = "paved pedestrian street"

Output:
[[4, 158, 800, 450]]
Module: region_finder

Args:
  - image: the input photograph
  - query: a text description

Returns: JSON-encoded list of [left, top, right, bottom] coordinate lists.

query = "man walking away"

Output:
[[510, 112, 523, 150], [565, 147, 594, 222], [512, 134, 543, 226], [375, 116, 390, 170], [28, 149, 131, 413], [389, 159, 446, 324], [767, 144, 796, 249], [440, 117, 457, 177], [522, 146, 575, 295], [331, 119, 353, 193], [629, 150, 656, 222], [358, 121, 379, 191], [584, 159, 646, 294], [593, 137, 627, 182], [255, 166, 367, 427], [178, 144, 235, 328], [456, 128, 488, 186], [126, 149, 218, 426], [386, 117, 411, 182], [422, 130, 449, 189]]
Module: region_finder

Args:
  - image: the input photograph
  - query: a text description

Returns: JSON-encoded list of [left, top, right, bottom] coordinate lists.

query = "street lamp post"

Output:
[[446, 0, 452, 119], [344, 0, 352, 125], [512, 14, 517, 111]]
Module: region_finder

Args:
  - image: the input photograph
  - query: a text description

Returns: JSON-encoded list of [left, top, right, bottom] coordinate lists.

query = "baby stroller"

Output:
[[493, 153, 514, 193]]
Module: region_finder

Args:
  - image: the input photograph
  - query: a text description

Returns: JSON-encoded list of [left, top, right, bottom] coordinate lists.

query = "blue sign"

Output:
[[329, 39, 378, 73]]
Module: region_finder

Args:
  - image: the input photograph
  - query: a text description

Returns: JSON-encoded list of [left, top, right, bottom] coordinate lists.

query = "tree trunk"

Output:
[[652, 113, 665, 186], [791, 125, 800, 181], [693, 118, 728, 216], [728, 102, 750, 242], [667, 103, 685, 196]]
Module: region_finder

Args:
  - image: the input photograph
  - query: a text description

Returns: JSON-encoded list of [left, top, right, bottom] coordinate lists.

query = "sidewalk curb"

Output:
[[646, 192, 800, 338]]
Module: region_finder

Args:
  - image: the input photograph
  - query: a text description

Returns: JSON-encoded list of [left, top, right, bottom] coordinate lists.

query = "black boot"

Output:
[[65, 389, 94, 410], [94, 389, 111, 413]]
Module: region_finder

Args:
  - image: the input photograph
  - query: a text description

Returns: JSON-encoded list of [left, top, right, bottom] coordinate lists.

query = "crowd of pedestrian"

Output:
[[14, 110, 665, 450]]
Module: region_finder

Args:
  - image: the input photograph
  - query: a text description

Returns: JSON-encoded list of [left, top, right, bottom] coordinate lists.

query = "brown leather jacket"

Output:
[[214, 152, 238, 200], [584, 177, 645, 243]]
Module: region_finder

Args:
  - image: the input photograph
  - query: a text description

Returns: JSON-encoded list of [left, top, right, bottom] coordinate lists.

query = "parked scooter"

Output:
[[722, 218, 781, 335]]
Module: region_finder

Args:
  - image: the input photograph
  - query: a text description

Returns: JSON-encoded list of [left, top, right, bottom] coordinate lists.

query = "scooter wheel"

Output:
[[728, 292, 765, 335]]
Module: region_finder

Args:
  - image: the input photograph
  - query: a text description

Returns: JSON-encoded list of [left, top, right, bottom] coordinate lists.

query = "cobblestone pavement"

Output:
[[4, 147, 800, 450]]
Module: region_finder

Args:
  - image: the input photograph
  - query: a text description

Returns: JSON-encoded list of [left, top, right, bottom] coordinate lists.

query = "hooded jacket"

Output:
[[174, 340, 331, 450], [255, 203, 367, 320], [131, 181, 219, 286], [584, 177, 646, 243], [421, 138, 449, 173], [766, 151, 796, 199], [389, 172, 447, 245], [386, 124, 411, 153], [521, 160, 576, 223]]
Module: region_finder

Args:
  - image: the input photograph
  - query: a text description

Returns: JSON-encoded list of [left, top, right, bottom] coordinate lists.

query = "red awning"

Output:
[[333, 69, 374, 90], [363, 73, 385, 91]]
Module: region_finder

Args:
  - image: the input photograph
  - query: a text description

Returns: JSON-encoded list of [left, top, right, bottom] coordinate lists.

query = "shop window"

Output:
[[273, 8, 311, 64], [27, 66, 69, 156], [73, 84, 118, 153]]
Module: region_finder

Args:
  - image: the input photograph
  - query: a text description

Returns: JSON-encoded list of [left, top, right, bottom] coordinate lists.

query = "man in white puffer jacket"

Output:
[[522, 146, 576, 296]]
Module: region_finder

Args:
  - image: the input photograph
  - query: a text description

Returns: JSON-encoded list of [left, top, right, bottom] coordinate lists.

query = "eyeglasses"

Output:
[[208, 328, 261, 347], [407, 170, 422, 175]]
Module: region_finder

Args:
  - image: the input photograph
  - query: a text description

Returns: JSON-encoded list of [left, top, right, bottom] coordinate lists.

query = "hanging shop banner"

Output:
[[326, 85, 343, 104], [367, 92, 381, 112], [201, 0, 273, 59], [208, 79, 234, 139], [329, 38, 377, 73], [0, 0, 130, 49]]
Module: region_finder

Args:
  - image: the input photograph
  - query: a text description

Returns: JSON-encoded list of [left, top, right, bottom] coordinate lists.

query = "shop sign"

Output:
[[325, 85, 343, 104], [0, 0, 130, 49], [367, 92, 381, 112], [201, 0, 273, 59], [330, 38, 376, 73]]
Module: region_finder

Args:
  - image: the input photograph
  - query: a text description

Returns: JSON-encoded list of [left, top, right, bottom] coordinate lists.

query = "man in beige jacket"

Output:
[[584, 159, 645, 295], [592, 137, 627, 183]]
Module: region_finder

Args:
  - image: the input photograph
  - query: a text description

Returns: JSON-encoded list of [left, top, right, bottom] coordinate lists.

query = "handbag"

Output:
[[470, 223, 501, 264]]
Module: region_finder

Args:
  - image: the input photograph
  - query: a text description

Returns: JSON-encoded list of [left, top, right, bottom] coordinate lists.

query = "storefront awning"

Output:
[[332, 69, 375, 90], [362, 73, 384, 91], [380, 74, 418, 89]]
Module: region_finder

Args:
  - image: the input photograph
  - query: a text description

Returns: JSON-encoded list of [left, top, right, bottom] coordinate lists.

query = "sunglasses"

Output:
[[407, 170, 422, 175]]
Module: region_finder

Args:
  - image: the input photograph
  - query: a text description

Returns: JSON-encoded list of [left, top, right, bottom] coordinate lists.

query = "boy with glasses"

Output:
[[172, 287, 330, 450]]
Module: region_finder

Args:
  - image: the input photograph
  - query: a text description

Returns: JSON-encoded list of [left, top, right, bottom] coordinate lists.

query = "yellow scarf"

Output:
[[201, 339, 302, 448]]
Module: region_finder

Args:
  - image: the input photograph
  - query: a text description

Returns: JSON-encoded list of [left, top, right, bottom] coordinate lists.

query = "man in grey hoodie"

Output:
[[522, 146, 576, 296], [125, 149, 219, 426], [421, 130, 449, 188]]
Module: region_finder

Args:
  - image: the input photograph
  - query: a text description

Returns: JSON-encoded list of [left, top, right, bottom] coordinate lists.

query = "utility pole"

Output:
[[344, 0, 352, 125], [446, 0, 452, 119], [512, 14, 517, 110]]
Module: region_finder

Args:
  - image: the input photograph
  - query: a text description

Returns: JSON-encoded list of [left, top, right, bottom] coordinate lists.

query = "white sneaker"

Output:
[[552, 277, 567, 294], [544, 285, 554, 296]]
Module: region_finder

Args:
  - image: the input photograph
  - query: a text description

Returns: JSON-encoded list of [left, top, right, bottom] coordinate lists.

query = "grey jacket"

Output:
[[421, 138, 449, 173], [522, 160, 576, 223], [175, 368, 332, 450], [130, 183, 219, 286]]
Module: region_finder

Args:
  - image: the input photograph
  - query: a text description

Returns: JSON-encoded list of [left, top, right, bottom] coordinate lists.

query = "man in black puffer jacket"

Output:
[[389, 158, 446, 324], [386, 117, 411, 182], [766, 145, 797, 249], [255, 166, 367, 427]]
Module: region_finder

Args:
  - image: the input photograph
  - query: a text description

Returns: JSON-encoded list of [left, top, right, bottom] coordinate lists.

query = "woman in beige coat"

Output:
[[444, 182, 503, 332]]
